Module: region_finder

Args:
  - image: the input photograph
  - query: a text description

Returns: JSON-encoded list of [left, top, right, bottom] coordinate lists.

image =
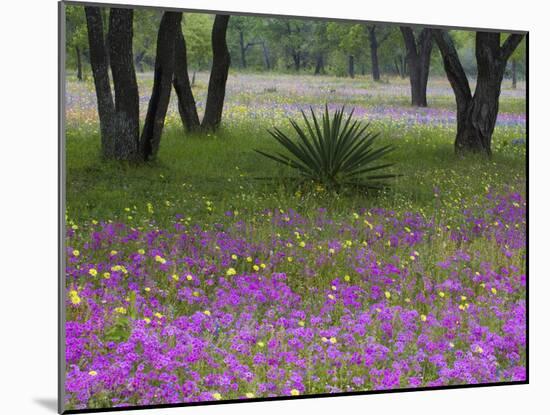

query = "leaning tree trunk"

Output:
[[348, 55, 355, 78], [400, 27, 433, 107], [201, 15, 231, 131], [141, 12, 181, 160], [108, 8, 141, 160], [173, 25, 200, 132], [368, 28, 381, 81], [75, 46, 83, 81], [433, 30, 524, 156], [84, 6, 115, 157]]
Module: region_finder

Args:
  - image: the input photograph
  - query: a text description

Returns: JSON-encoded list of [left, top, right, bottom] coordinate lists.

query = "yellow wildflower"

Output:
[[290, 389, 300, 396], [88, 268, 98, 277], [226, 268, 237, 276]]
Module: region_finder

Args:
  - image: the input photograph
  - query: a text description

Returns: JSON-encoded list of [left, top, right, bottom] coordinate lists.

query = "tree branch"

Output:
[[501, 33, 525, 62], [432, 29, 472, 104]]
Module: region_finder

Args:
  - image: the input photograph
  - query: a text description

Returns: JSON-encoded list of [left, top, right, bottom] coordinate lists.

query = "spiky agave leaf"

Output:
[[254, 105, 398, 191]]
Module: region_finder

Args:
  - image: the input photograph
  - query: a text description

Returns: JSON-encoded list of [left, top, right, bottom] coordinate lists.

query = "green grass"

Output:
[[66, 119, 526, 230]]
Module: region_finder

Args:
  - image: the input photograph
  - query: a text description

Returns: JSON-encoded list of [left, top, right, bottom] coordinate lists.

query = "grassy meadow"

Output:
[[64, 72, 526, 409]]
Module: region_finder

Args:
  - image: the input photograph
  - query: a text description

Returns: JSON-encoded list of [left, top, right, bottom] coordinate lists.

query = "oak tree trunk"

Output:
[[368, 28, 381, 81], [400, 27, 432, 107], [173, 24, 201, 132], [239, 30, 247, 68], [433, 30, 524, 156], [108, 8, 141, 160], [201, 15, 231, 131], [141, 12, 181, 160], [314, 53, 324, 75], [512, 59, 517, 89], [85, 6, 116, 157], [262, 41, 271, 70], [348, 55, 355, 78], [75, 46, 83, 81]]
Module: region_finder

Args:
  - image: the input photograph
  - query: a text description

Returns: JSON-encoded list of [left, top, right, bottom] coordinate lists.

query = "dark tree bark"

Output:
[[239, 30, 247, 68], [107, 8, 141, 160], [75, 46, 83, 81], [433, 29, 524, 156], [314, 53, 324, 75], [201, 15, 231, 131], [262, 41, 271, 70], [173, 24, 201, 132], [348, 54, 355, 78], [135, 50, 146, 72], [140, 12, 181, 160], [85, 6, 116, 157], [367, 26, 385, 81], [394, 55, 407, 78], [291, 51, 301, 71], [400, 27, 433, 107], [512, 59, 517, 89]]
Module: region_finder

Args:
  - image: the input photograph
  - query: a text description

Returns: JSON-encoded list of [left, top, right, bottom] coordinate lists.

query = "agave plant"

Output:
[[255, 105, 397, 190]]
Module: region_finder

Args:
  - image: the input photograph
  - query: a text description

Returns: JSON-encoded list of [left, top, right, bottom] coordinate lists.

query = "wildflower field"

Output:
[[64, 73, 526, 410]]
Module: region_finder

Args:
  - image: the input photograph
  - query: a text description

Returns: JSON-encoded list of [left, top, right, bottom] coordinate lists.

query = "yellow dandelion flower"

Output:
[[102, 272, 110, 279], [245, 392, 255, 399], [257, 341, 265, 348], [88, 370, 98, 376], [110, 250, 118, 256], [246, 256, 253, 262], [260, 263, 266, 269], [138, 249, 145, 255], [186, 274, 193, 281], [72, 249, 80, 257], [144, 287, 151, 292], [475, 345, 483, 353], [491, 287, 497, 295], [344, 275, 351, 282], [203, 310, 211, 316], [212, 393, 222, 400], [114, 307, 127, 314], [321, 337, 328, 343], [154, 312, 163, 319], [172, 274, 179, 282], [329, 337, 337, 344], [231, 254, 238, 260], [88, 268, 98, 277], [461, 295, 467, 301], [143, 317, 151, 324], [385, 291, 391, 299], [298, 320, 305, 327], [438, 292, 445, 298], [226, 268, 237, 276], [253, 265, 260, 271], [290, 389, 300, 396], [328, 294, 335, 300], [299, 241, 306, 248], [193, 291, 200, 297], [69, 290, 81, 305], [420, 314, 427, 322], [154, 255, 166, 264]]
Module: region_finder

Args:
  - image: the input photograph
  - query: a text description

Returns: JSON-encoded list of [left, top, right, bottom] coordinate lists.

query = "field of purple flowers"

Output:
[[65, 73, 526, 410], [65, 192, 526, 409]]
